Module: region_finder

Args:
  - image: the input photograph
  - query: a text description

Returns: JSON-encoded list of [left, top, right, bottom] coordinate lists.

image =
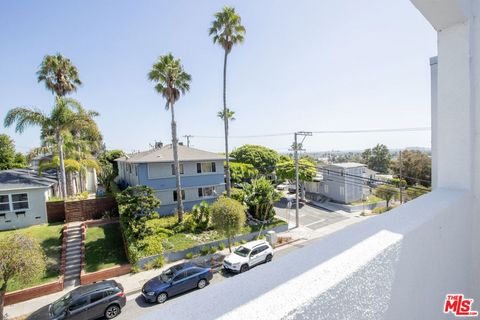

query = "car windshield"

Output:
[[159, 268, 175, 282], [50, 293, 72, 317], [234, 246, 251, 257]]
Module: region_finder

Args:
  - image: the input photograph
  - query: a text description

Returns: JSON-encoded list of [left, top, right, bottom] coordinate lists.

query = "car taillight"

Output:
[[116, 291, 125, 298]]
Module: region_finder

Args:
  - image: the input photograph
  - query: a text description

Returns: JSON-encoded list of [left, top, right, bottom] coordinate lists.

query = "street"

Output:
[[116, 243, 301, 319]]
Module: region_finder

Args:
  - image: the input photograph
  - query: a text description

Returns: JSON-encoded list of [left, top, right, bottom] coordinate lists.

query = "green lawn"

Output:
[[0, 223, 63, 292], [85, 224, 128, 273], [350, 195, 384, 206]]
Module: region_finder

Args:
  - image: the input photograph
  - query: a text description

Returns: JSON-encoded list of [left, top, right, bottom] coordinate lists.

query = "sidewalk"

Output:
[[5, 214, 367, 319]]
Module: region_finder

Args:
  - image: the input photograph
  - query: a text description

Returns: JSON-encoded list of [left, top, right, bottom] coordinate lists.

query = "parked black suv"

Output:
[[27, 280, 126, 320]]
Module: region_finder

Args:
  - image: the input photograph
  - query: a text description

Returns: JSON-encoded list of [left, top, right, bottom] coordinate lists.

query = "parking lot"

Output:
[[274, 197, 348, 230]]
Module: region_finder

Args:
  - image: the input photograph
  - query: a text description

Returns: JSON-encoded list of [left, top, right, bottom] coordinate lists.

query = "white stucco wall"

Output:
[[0, 187, 49, 231]]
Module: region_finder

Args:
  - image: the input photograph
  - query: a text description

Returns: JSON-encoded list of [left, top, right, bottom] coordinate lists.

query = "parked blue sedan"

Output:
[[141, 262, 213, 303]]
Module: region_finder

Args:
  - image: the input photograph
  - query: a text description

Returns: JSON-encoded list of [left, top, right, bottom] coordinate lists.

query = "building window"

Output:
[[0, 193, 29, 212], [173, 190, 185, 202], [171, 164, 184, 175], [0, 195, 9, 212], [197, 162, 216, 173], [12, 193, 29, 210], [198, 186, 215, 198]]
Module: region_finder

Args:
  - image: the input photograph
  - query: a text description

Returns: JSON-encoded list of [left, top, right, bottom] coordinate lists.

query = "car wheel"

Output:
[[265, 254, 273, 263], [156, 292, 168, 304], [240, 264, 249, 273], [104, 304, 121, 319], [197, 279, 207, 289]]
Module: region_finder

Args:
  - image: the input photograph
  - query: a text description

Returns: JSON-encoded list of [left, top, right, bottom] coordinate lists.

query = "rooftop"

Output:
[[116, 144, 224, 164], [324, 162, 367, 169], [0, 168, 57, 191]]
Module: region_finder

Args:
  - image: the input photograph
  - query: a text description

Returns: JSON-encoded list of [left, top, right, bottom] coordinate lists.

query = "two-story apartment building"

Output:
[[116, 144, 225, 215], [305, 162, 367, 204]]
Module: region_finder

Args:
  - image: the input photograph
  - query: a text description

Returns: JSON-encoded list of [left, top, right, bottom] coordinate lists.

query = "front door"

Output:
[[170, 271, 188, 296]]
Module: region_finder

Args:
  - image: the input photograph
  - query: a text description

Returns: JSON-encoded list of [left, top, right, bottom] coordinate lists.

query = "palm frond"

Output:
[[4, 107, 48, 133]]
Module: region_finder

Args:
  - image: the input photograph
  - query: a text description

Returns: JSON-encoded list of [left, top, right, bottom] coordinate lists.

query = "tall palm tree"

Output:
[[209, 6, 246, 196], [37, 54, 82, 97], [4, 97, 93, 198], [148, 53, 192, 223], [217, 108, 236, 121]]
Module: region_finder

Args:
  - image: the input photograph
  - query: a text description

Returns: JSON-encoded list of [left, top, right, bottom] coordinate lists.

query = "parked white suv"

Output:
[[223, 240, 274, 273]]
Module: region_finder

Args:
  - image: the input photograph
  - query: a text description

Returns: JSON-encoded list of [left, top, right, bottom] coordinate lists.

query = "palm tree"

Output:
[[209, 6, 246, 196], [148, 53, 192, 223], [4, 97, 93, 198], [37, 54, 82, 96], [217, 108, 236, 121]]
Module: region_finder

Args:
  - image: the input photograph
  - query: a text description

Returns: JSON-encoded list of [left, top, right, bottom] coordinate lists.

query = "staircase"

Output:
[[63, 223, 83, 287]]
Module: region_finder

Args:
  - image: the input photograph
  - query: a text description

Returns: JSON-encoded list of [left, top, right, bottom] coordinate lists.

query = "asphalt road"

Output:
[[116, 244, 301, 320], [274, 198, 348, 230], [115, 202, 349, 320]]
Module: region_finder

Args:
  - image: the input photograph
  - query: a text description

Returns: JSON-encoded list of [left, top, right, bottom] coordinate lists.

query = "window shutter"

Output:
[[173, 191, 177, 202], [171, 164, 175, 175], [197, 163, 202, 173], [212, 162, 216, 172], [198, 188, 203, 197]]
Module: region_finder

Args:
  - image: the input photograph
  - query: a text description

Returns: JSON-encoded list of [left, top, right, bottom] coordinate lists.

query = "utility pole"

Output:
[[183, 135, 193, 147], [293, 131, 312, 228]]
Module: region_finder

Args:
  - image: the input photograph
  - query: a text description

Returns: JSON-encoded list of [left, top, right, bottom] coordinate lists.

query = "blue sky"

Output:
[[0, 0, 436, 154]]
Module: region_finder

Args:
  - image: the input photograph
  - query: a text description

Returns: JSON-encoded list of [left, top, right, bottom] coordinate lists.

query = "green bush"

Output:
[[240, 239, 247, 244], [372, 206, 390, 214], [209, 246, 218, 254], [233, 242, 240, 247], [138, 235, 165, 256], [144, 261, 155, 270], [200, 246, 209, 256], [131, 265, 141, 274], [218, 242, 225, 250], [191, 201, 211, 230], [182, 214, 197, 233], [153, 256, 166, 268], [127, 243, 140, 264], [185, 252, 194, 259], [145, 219, 175, 236]]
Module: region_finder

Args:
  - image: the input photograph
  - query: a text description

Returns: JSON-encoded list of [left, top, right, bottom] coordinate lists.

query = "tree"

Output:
[[230, 145, 280, 175], [217, 108, 236, 121], [210, 197, 246, 252], [375, 184, 399, 208], [37, 53, 82, 97], [0, 233, 45, 320], [391, 150, 431, 186], [148, 53, 191, 223], [0, 134, 16, 170], [4, 97, 94, 198], [98, 150, 125, 177], [116, 186, 160, 239], [276, 158, 317, 183], [362, 144, 391, 173], [209, 6, 246, 197], [241, 177, 281, 221], [229, 162, 259, 184], [191, 201, 211, 230]]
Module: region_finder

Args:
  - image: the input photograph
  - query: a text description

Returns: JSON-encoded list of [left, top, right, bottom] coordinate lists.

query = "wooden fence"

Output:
[[47, 197, 118, 223]]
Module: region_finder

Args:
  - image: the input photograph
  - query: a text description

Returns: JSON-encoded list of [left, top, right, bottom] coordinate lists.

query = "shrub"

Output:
[[131, 265, 141, 274], [182, 214, 197, 233], [138, 235, 165, 257], [79, 191, 89, 200], [191, 201, 211, 230], [233, 242, 240, 247], [153, 256, 166, 268], [211, 197, 246, 252], [145, 219, 175, 236], [127, 243, 140, 264], [144, 261, 155, 270], [372, 206, 390, 214], [240, 239, 247, 244], [200, 246, 209, 256], [209, 246, 218, 254], [185, 252, 194, 259], [218, 242, 225, 250], [242, 178, 281, 221]]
